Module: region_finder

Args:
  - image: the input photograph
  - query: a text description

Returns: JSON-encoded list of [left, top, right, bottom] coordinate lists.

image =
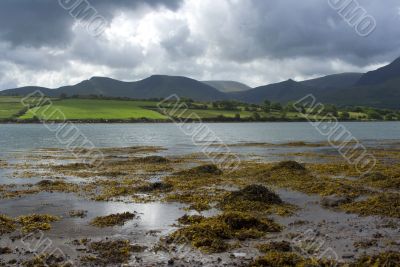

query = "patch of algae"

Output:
[[219, 185, 297, 216], [0, 214, 16, 235], [90, 212, 136, 227], [36, 180, 80, 193], [90, 176, 171, 202], [49, 155, 174, 178], [17, 214, 60, 234], [164, 164, 296, 214], [174, 164, 223, 176], [168, 211, 281, 253], [340, 193, 400, 218], [229, 161, 369, 198], [92, 183, 139, 201], [163, 164, 228, 211], [1, 188, 40, 199], [164, 159, 397, 218], [165, 187, 227, 212], [257, 241, 292, 253], [351, 251, 400, 266], [81, 240, 139, 266], [22, 254, 73, 267], [249, 251, 337, 267], [360, 171, 400, 190], [177, 214, 205, 225]]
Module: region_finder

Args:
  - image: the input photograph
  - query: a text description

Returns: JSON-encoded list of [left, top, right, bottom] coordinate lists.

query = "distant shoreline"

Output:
[[0, 118, 396, 124]]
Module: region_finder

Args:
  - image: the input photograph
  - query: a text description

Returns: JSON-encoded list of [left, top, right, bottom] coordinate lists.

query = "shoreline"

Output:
[[0, 118, 396, 124]]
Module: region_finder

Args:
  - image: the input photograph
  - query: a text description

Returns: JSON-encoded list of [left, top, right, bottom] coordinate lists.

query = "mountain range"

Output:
[[2, 57, 400, 109]]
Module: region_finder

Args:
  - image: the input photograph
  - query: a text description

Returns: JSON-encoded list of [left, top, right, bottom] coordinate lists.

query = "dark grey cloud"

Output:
[[199, 0, 400, 66], [0, 0, 182, 47], [0, 0, 399, 90], [0, 0, 72, 47]]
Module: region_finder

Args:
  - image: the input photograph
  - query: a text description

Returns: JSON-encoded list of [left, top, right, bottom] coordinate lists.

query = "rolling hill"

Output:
[[2, 57, 400, 109], [1, 75, 227, 102], [322, 77, 400, 109], [300, 73, 362, 89], [228, 79, 320, 104], [228, 58, 400, 107], [356, 57, 400, 86]]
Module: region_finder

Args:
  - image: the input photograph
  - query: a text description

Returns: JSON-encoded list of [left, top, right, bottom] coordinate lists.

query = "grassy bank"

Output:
[[0, 97, 25, 119], [20, 99, 167, 120]]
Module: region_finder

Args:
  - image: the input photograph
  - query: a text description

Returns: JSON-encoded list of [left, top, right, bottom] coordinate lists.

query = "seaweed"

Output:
[[351, 251, 400, 266], [130, 156, 170, 164], [219, 185, 296, 216], [249, 251, 307, 266], [177, 214, 205, 225], [93, 185, 137, 201], [361, 172, 400, 190], [271, 161, 306, 172], [22, 254, 72, 267], [249, 251, 335, 267], [69, 210, 88, 218], [340, 193, 400, 218], [90, 212, 136, 227], [176, 164, 223, 176], [36, 180, 79, 193], [83, 240, 136, 265], [1, 189, 40, 199], [0, 214, 16, 235], [18, 214, 60, 234], [362, 172, 388, 182], [354, 239, 378, 249], [137, 182, 173, 192], [223, 185, 282, 204], [165, 188, 227, 212], [169, 211, 281, 253], [257, 241, 292, 253]]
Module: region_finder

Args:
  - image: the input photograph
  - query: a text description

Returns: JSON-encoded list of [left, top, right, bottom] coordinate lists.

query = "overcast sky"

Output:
[[0, 0, 399, 90]]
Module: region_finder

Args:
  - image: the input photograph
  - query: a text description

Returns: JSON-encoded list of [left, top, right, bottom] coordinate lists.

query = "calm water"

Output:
[[0, 122, 399, 154]]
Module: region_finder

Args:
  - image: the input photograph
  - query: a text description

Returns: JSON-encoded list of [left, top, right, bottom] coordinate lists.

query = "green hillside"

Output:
[[20, 99, 168, 120], [0, 97, 26, 119], [0, 96, 397, 122]]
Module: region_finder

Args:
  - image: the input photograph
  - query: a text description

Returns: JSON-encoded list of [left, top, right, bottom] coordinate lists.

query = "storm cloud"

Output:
[[0, 0, 399, 89]]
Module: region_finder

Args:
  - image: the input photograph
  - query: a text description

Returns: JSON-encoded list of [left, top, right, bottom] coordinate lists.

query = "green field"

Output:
[[0, 96, 395, 122], [0, 102, 24, 119], [20, 99, 168, 120], [0, 97, 25, 119], [0, 96, 24, 103]]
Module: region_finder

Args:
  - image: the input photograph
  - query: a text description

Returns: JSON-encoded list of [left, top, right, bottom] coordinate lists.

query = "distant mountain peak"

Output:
[[89, 76, 123, 83], [285, 79, 297, 84], [89, 76, 103, 80], [391, 56, 400, 64], [356, 56, 400, 86], [1, 57, 400, 109]]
